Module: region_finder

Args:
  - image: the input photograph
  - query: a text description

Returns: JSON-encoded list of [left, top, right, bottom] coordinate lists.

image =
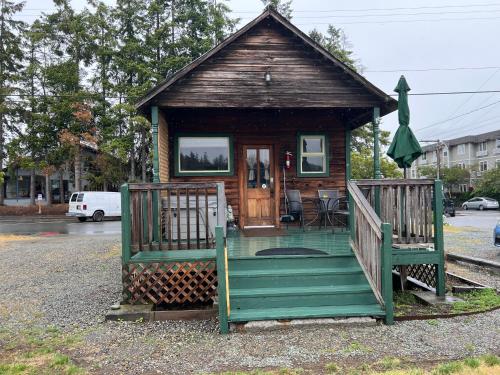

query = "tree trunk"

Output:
[[45, 173, 52, 206], [103, 182, 108, 192], [141, 127, 147, 182], [59, 171, 64, 204], [74, 144, 81, 191], [130, 146, 136, 182], [30, 168, 36, 205]]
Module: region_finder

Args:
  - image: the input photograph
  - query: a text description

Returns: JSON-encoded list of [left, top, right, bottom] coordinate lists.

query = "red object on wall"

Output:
[[285, 151, 293, 170]]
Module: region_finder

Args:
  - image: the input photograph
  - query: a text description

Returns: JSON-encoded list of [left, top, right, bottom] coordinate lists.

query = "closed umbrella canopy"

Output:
[[387, 76, 422, 169]]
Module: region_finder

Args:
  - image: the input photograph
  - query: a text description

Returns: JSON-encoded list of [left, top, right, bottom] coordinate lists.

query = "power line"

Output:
[[294, 15, 500, 26], [389, 90, 500, 97], [366, 66, 500, 73], [229, 3, 500, 13], [414, 99, 500, 132], [285, 9, 500, 19]]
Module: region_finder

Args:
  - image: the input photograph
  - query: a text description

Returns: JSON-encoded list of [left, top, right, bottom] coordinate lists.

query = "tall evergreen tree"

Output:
[[0, 0, 25, 205], [261, 0, 292, 19]]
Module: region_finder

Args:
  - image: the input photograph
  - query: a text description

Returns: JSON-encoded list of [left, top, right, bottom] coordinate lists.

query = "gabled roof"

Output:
[[136, 7, 397, 117]]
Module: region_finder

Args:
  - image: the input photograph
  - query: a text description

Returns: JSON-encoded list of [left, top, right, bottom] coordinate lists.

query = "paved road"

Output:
[[447, 209, 499, 230], [0, 216, 121, 235]]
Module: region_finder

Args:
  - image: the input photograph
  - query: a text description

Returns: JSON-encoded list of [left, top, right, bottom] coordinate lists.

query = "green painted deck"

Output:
[[227, 227, 352, 258]]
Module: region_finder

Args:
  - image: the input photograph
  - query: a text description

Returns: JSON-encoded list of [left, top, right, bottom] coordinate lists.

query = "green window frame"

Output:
[[174, 134, 234, 176], [297, 133, 329, 177]]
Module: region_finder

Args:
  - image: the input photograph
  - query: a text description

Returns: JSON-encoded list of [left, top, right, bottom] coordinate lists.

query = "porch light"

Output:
[[264, 69, 272, 83]]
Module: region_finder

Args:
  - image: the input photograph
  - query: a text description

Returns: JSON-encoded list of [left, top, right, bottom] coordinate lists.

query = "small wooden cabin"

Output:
[[121, 8, 445, 332]]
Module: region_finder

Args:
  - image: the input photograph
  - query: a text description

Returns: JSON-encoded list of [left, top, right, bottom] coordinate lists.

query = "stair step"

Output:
[[229, 254, 358, 271], [229, 266, 362, 278], [230, 285, 378, 309], [229, 304, 385, 322], [231, 284, 372, 298]]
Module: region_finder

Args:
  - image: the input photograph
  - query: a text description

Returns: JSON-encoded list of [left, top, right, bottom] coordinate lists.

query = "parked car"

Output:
[[494, 220, 500, 247], [443, 199, 455, 217], [66, 192, 121, 222], [462, 197, 499, 211]]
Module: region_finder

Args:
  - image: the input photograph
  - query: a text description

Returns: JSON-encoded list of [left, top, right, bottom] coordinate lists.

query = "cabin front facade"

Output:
[[121, 9, 445, 332]]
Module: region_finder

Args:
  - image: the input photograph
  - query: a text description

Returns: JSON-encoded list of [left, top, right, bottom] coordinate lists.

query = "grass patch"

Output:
[[452, 289, 500, 313], [480, 354, 500, 366], [0, 326, 85, 375], [432, 361, 463, 374], [325, 362, 340, 374], [378, 357, 402, 370], [342, 342, 373, 354]]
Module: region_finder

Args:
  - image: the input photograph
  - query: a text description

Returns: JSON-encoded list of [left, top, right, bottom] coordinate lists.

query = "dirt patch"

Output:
[[0, 204, 68, 216]]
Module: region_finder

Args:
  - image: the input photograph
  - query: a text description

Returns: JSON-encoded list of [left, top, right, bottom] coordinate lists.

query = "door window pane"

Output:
[[259, 149, 270, 187], [246, 149, 257, 188]]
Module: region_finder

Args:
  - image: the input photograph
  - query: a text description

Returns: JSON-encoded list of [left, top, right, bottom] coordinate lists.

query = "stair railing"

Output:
[[347, 181, 394, 323]]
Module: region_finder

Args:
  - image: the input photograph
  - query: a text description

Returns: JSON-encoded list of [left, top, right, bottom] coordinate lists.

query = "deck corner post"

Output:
[[381, 222, 394, 325], [215, 226, 229, 334], [372, 107, 381, 215], [433, 179, 446, 297], [121, 183, 132, 264], [151, 106, 160, 183]]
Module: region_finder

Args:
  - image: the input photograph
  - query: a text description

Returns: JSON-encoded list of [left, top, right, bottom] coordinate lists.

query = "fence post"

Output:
[[433, 180, 446, 297], [215, 226, 229, 334], [381, 222, 394, 325], [121, 183, 132, 263]]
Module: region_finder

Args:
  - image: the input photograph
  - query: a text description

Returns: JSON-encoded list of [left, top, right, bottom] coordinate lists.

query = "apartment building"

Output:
[[409, 129, 500, 192]]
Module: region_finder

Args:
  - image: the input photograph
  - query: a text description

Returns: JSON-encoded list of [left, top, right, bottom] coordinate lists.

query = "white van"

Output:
[[66, 192, 121, 222]]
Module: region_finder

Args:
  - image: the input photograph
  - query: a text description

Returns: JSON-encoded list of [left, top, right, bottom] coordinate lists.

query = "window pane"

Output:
[[302, 137, 323, 153], [246, 149, 257, 188], [302, 156, 324, 172], [179, 137, 229, 172], [259, 149, 270, 187], [77, 193, 84, 202]]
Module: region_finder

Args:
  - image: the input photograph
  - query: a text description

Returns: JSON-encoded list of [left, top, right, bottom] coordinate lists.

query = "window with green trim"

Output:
[[175, 135, 233, 176], [297, 134, 328, 177]]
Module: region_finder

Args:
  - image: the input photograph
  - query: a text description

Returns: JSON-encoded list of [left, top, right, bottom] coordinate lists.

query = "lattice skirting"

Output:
[[122, 261, 217, 305], [395, 264, 437, 288]]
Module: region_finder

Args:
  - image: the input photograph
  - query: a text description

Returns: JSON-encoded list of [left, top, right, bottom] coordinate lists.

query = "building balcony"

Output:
[[476, 150, 488, 157]]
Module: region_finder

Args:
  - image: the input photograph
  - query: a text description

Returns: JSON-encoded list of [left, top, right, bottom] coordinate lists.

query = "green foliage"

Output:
[[309, 25, 357, 70], [418, 166, 470, 191], [452, 288, 500, 313], [351, 150, 403, 179], [261, 0, 293, 19], [475, 167, 500, 197]]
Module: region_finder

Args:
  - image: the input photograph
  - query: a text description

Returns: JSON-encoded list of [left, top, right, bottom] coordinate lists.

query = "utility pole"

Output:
[[421, 139, 445, 179]]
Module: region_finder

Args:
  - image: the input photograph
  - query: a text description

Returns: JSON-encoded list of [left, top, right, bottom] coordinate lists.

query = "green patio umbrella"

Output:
[[387, 75, 422, 176]]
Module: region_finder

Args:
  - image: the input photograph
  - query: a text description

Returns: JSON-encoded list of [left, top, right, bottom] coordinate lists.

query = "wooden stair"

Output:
[[227, 253, 385, 323]]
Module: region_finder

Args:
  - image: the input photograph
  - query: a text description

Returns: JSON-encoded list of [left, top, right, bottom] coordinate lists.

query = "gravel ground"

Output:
[[444, 224, 499, 262], [1, 233, 499, 374]]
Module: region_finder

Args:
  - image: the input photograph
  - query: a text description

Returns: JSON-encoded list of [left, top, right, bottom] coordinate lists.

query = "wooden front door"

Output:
[[242, 145, 276, 227]]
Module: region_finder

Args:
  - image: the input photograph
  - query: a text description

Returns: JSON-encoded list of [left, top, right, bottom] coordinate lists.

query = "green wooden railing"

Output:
[[215, 226, 230, 334]]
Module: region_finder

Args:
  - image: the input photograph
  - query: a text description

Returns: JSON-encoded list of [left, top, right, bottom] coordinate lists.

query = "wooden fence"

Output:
[[122, 182, 223, 255], [354, 179, 435, 245]]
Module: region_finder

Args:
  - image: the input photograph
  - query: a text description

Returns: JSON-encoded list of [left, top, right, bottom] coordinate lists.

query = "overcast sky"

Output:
[[18, 0, 500, 142]]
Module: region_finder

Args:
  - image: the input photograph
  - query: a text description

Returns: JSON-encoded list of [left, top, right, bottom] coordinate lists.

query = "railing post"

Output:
[[381, 222, 394, 325], [121, 183, 132, 263], [372, 107, 381, 216], [433, 179, 446, 297], [215, 226, 229, 334]]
